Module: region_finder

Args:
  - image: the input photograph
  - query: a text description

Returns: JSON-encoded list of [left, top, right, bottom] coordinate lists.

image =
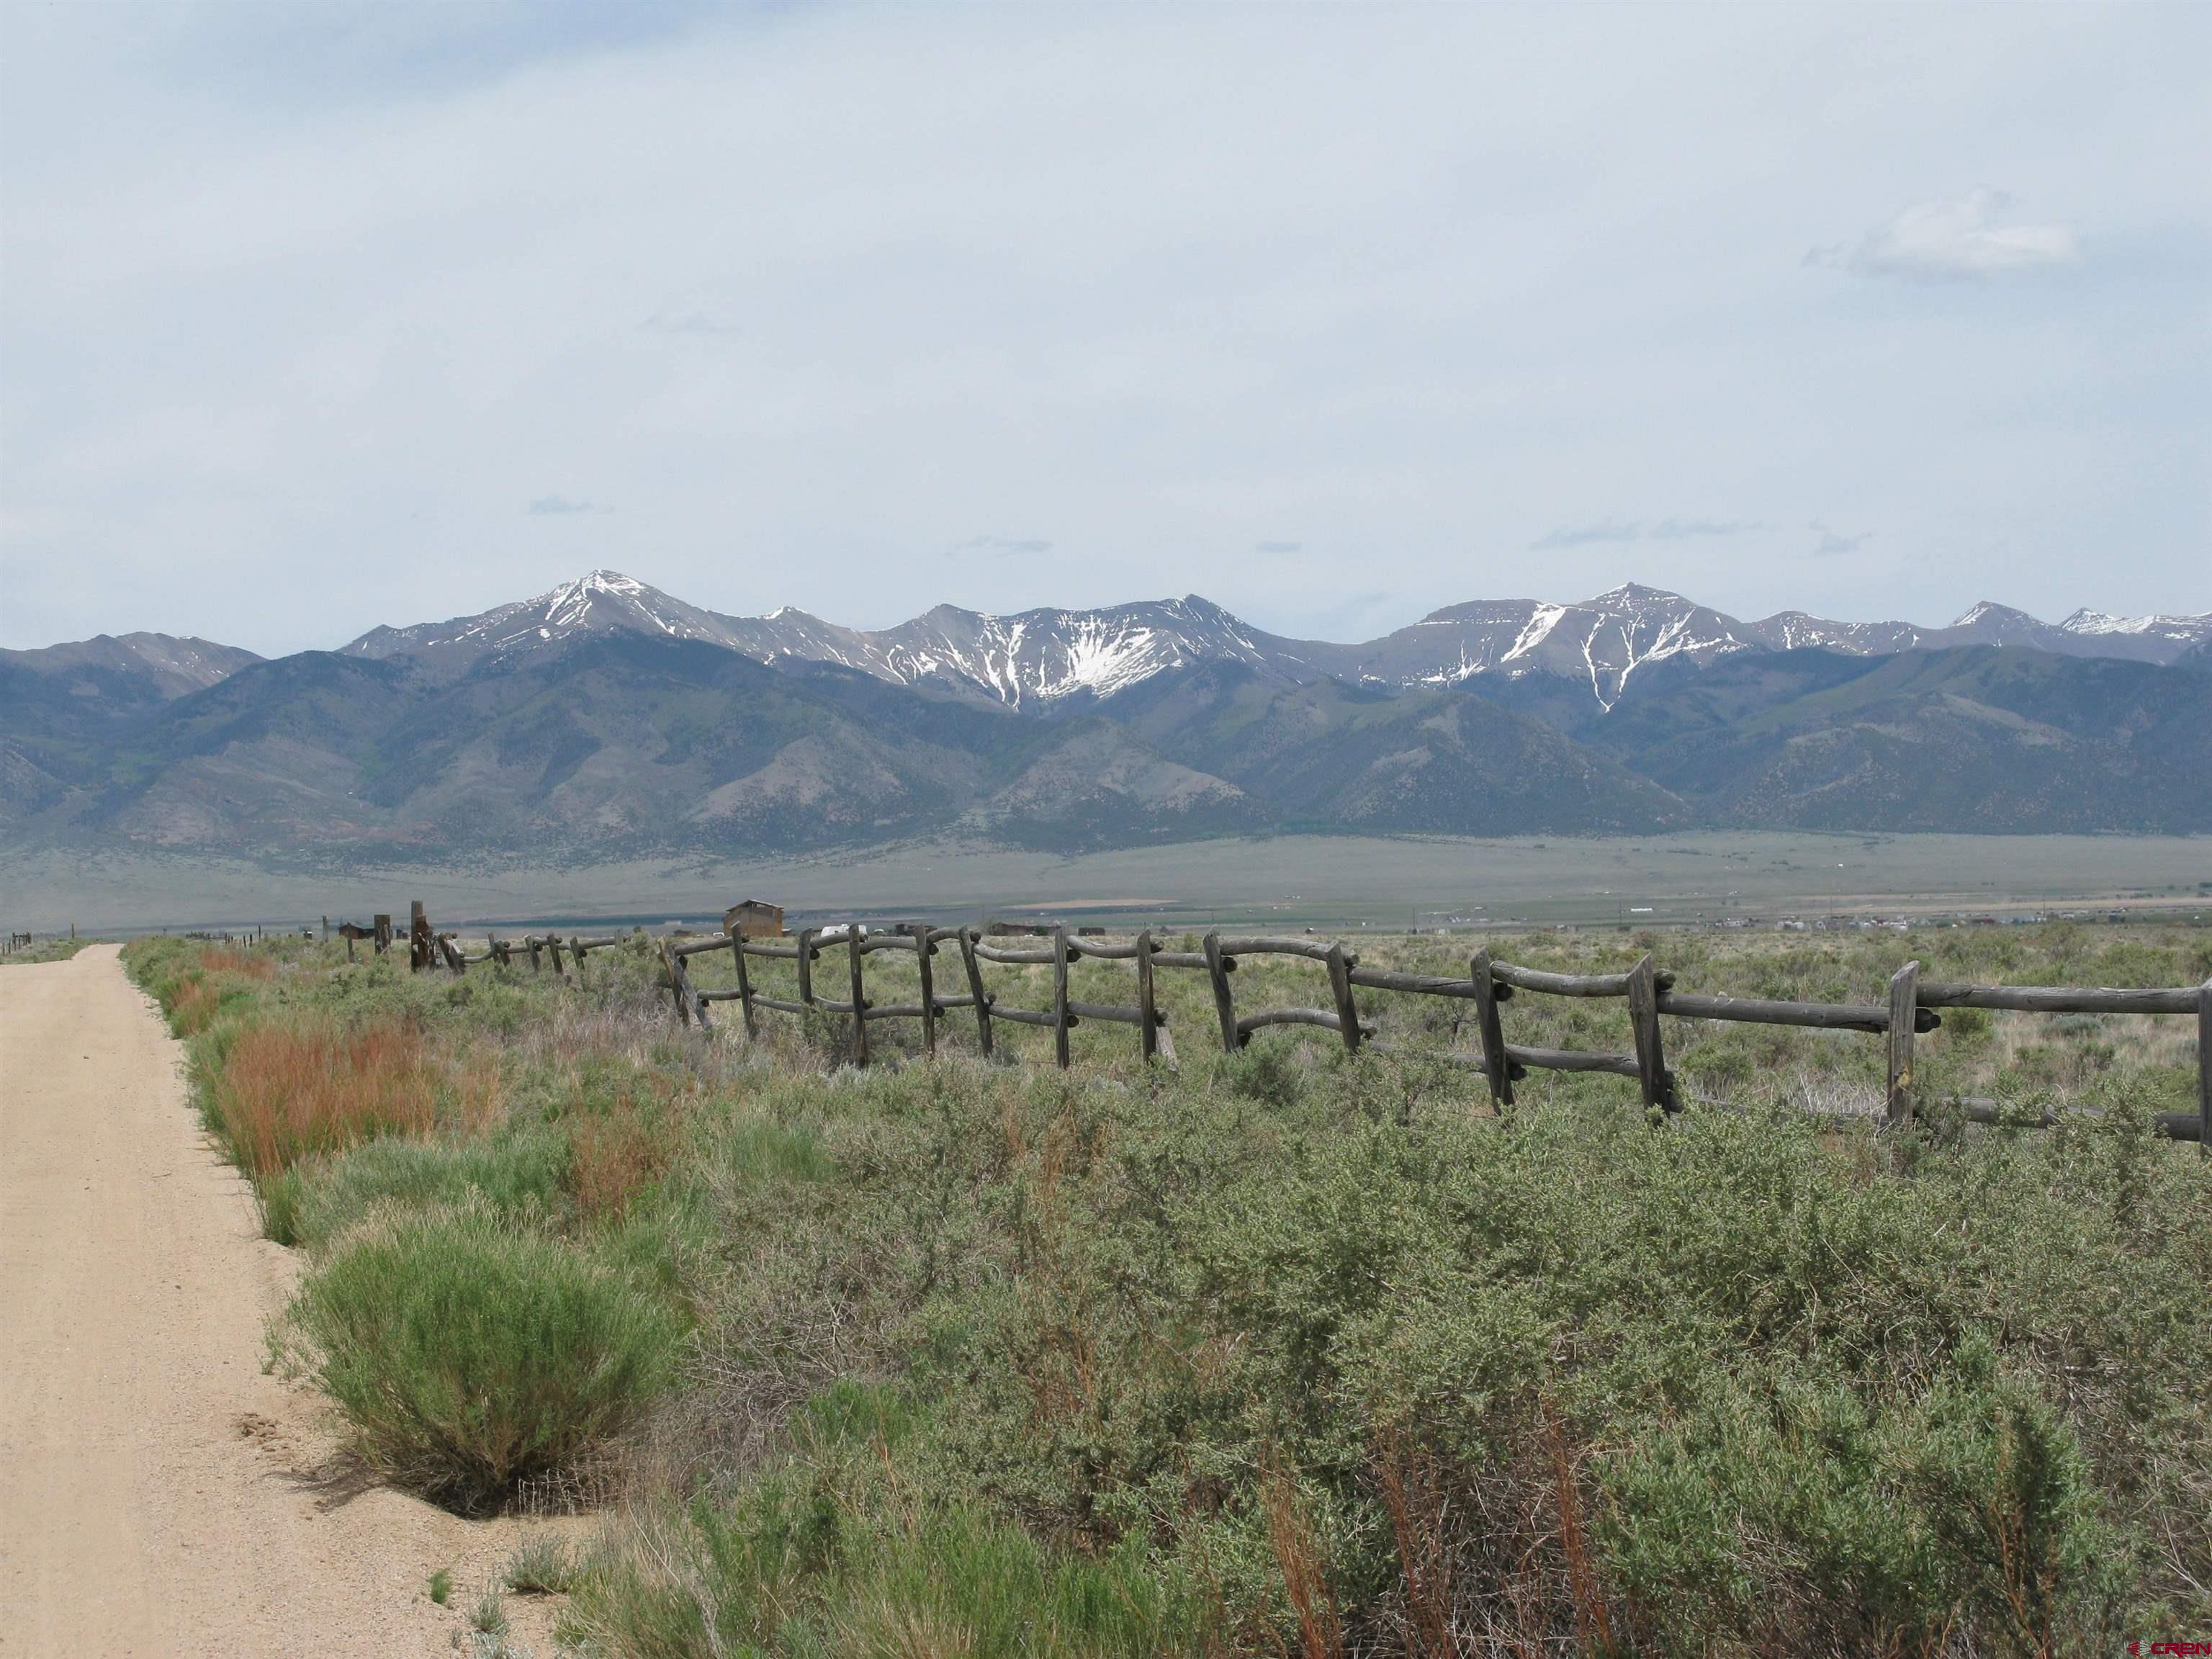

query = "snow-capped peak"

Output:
[[2060, 608, 2156, 637]]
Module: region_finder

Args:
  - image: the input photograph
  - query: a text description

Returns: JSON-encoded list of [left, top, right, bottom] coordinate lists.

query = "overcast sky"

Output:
[[3, 2, 2206, 657]]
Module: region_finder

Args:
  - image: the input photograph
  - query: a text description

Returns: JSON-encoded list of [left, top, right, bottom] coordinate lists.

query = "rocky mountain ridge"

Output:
[[325, 570, 2212, 711]]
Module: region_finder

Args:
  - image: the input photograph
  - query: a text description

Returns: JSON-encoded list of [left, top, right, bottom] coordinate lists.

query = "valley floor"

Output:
[[3, 829, 2208, 935]]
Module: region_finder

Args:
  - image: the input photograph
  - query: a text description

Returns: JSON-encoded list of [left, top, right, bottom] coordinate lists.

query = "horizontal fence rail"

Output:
[[316, 898, 2211, 1152]]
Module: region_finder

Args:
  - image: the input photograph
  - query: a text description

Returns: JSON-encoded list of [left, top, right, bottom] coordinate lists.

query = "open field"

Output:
[[113, 922, 2212, 1655], [6, 830, 2210, 935]]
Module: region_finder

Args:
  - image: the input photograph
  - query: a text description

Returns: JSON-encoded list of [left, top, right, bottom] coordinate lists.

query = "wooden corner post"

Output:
[[958, 928, 994, 1058], [1469, 949, 1513, 1108], [1626, 954, 1673, 1115], [1202, 932, 1240, 1053], [1136, 930, 1160, 1063], [408, 901, 431, 972], [1887, 961, 1920, 1129]]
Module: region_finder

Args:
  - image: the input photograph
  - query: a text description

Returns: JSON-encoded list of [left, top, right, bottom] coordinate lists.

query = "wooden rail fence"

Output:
[[313, 899, 2208, 1149], [650, 922, 2210, 1151]]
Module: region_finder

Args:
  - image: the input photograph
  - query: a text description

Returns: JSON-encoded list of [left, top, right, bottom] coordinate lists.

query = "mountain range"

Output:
[[333, 570, 2212, 709], [4, 572, 2207, 861]]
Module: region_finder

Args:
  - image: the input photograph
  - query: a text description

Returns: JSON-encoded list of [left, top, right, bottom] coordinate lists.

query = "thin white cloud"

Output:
[[1647, 518, 1754, 541], [1807, 189, 2080, 280], [1534, 518, 1752, 549], [1253, 540, 1303, 554], [946, 536, 1053, 559], [1532, 518, 1642, 550], [1810, 521, 1874, 557], [528, 495, 608, 516]]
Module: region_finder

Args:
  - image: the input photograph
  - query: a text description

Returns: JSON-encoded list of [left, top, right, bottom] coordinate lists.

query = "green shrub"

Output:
[[279, 1205, 681, 1512]]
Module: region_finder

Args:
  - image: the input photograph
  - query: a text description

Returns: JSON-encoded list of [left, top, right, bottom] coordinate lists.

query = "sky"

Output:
[[2, 1, 2206, 658]]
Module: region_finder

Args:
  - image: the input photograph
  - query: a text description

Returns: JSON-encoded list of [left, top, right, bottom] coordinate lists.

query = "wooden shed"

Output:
[[722, 899, 786, 939]]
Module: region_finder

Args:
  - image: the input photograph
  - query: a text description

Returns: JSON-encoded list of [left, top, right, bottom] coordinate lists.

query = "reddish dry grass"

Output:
[[168, 974, 223, 1037], [570, 1090, 672, 1221], [1542, 1399, 1612, 1653], [454, 1048, 505, 1138], [197, 948, 278, 981], [1375, 1426, 1454, 1658], [1264, 1462, 1342, 1659], [213, 1020, 436, 1181]]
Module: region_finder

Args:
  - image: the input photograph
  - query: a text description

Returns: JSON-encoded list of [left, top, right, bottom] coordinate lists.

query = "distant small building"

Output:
[[722, 899, 786, 939]]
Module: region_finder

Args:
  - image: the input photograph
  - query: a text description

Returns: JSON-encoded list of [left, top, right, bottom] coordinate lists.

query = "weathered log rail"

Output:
[[651, 918, 2209, 1150]]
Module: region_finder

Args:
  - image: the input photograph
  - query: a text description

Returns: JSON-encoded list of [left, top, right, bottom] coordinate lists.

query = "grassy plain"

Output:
[[14, 830, 2212, 934], [124, 922, 2212, 1655]]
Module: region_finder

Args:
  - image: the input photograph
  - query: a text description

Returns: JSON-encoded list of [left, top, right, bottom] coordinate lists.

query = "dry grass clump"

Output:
[[196, 948, 279, 981], [571, 1093, 673, 1223], [212, 1018, 438, 1182], [168, 973, 225, 1036]]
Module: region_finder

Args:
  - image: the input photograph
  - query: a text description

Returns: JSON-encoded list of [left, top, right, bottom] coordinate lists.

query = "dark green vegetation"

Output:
[[12, 600, 2209, 859], [124, 922, 2211, 1654]]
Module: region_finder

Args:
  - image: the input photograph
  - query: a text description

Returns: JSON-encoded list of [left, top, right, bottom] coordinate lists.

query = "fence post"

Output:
[[1136, 930, 1159, 1063], [409, 901, 431, 972], [1626, 954, 1673, 1115], [912, 927, 936, 1058], [1202, 932, 1240, 1053], [796, 928, 817, 1011], [660, 941, 689, 1025], [732, 935, 757, 1040], [958, 928, 994, 1057], [677, 945, 711, 1031], [569, 935, 588, 984], [2195, 975, 2208, 1159], [848, 927, 869, 1067], [1469, 949, 1513, 1109], [1052, 925, 1072, 1069], [1326, 943, 1362, 1053], [1886, 961, 1920, 1129], [374, 914, 392, 954]]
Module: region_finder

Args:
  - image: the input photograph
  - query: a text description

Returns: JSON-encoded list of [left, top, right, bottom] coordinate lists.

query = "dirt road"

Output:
[[1, 945, 562, 1656]]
